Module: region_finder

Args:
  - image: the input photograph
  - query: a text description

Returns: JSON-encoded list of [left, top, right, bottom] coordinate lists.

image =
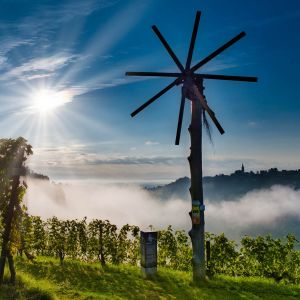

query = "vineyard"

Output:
[[1, 139, 300, 299], [12, 215, 300, 284]]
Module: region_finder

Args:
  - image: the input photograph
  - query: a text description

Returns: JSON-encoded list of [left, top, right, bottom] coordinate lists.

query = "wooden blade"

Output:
[[126, 71, 181, 78], [186, 11, 201, 69], [195, 73, 258, 82], [191, 32, 246, 72], [152, 25, 185, 73], [192, 83, 225, 134], [131, 79, 178, 117], [204, 106, 225, 135], [175, 93, 186, 145]]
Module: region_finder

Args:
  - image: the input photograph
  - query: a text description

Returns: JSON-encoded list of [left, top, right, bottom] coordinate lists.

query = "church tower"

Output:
[[241, 163, 245, 173]]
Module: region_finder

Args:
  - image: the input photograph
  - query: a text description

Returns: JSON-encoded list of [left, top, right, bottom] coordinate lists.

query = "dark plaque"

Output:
[[140, 231, 157, 275]]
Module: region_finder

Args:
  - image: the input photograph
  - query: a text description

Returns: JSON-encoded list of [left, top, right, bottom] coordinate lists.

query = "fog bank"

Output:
[[25, 179, 300, 239]]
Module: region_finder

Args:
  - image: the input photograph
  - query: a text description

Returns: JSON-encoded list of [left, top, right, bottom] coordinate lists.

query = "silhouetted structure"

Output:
[[126, 11, 257, 282]]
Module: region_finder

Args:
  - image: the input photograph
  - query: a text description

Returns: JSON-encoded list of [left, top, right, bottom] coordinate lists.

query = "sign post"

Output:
[[140, 231, 157, 277]]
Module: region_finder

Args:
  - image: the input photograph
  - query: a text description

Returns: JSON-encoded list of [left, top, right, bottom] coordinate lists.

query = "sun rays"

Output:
[[30, 88, 72, 114], [0, 0, 153, 182]]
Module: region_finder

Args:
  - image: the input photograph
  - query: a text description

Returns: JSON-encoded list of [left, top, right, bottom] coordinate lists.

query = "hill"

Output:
[[146, 167, 300, 201], [1, 257, 299, 299]]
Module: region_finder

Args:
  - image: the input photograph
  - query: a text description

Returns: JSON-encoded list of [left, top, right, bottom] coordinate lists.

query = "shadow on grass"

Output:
[[0, 274, 53, 300], [15, 257, 300, 300], [206, 275, 300, 300]]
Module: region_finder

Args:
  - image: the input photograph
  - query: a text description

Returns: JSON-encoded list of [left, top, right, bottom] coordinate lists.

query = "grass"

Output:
[[0, 256, 299, 299]]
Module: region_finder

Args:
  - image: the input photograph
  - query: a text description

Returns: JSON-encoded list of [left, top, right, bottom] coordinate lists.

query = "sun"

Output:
[[30, 88, 72, 113]]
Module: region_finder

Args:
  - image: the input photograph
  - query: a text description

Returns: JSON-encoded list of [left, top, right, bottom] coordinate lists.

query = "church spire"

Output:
[[241, 163, 245, 173]]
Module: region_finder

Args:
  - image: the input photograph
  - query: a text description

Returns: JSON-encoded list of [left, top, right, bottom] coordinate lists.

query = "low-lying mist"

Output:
[[24, 179, 300, 240]]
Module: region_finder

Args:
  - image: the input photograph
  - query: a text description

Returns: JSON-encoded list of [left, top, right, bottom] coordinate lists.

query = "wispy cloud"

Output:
[[85, 156, 183, 166], [0, 0, 120, 36], [0, 56, 7, 68], [0, 0, 148, 102], [0, 37, 33, 56], [247, 121, 257, 127], [201, 58, 239, 72], [27, 144, 281, 180], [30, 146, 184, 167], [27, 145, 187, 181], [0, 1, 119, 64], [145, 140, 159, 146], [247, 10, 300, 29], [4, 53, 79, 81], [0, 37, 33, 71]]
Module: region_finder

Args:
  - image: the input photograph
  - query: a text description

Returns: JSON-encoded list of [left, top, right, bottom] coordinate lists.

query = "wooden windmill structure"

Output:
[[126, 11, 257, 282]]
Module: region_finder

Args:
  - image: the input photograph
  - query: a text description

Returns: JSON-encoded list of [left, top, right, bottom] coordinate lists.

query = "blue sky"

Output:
[[0, 0, 300, 182]]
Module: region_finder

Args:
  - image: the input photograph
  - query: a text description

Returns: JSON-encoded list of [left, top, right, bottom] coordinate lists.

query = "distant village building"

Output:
[[234, 163, 245, 175]]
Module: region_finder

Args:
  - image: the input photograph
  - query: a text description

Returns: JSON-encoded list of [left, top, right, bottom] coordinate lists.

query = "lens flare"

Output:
[[31, 88, 72, 113]]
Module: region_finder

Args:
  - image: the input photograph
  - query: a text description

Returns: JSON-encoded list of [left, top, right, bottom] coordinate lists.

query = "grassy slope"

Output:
[[0, 257, 299, 300]]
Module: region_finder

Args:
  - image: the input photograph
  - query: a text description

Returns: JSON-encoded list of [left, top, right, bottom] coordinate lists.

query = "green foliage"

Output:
[[47, 217, 68, 264], [203, 233, 300, 284], [12, 214, 300, 284], [0, 137, 32, 254], [158, 226, 192, 271], [32, 216, 47, 255], [237, 234, 300, 283], [206, 232, 239, 276], [87, 220, 140, 266], [19, 213, 34, 254]]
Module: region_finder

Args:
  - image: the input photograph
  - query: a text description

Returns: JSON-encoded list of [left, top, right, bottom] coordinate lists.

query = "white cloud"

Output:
[[145, 140, 159, 146]]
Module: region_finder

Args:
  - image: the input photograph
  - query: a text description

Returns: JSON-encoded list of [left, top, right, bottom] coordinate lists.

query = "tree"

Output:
[[158, 226, 192, 271], [19, 212, 34, 257], [31, 216, 47, 256], [77, 217, 88, 259], [47, 217, 68, 264], [0, 137, 32, 284], [116, 224, 140, 265], [205, 233, 238, 276], [88, 219, 111, 266], [239, 234, 299, 282]]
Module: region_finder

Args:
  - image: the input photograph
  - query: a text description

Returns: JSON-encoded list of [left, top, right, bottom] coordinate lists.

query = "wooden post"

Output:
[[188, 79, 206, 283], [206, 240, 211, 269], [99, 222, 105, 266]]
